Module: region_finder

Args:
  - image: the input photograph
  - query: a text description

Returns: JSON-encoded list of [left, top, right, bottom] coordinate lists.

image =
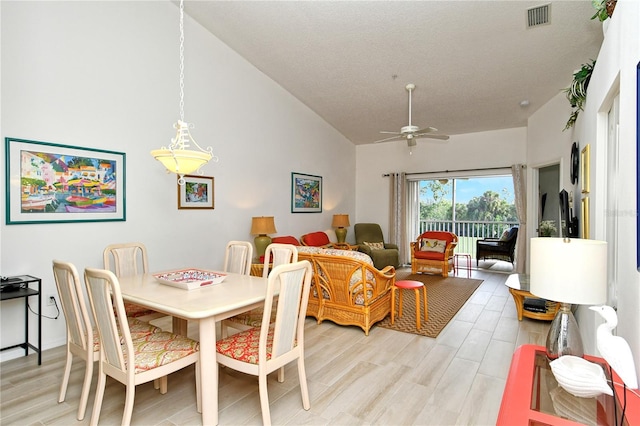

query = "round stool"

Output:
[[391, 280, 428, 330]]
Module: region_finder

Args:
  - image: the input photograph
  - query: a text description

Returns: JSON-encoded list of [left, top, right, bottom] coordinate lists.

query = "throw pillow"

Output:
[[363, 241, 384, 250], [419, 238, 446, 253], [499, 229, 510, 241]]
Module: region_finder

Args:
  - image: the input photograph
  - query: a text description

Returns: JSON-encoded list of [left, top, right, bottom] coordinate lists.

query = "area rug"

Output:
[[376, 271, 483, 338]]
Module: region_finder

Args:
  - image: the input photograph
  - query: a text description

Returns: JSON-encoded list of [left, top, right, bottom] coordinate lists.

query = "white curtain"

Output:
[[512, 164, 527, 273], [389, 172, 410, 265]]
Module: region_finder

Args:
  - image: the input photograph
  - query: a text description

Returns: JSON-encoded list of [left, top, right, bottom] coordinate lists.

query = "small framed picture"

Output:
[[178, 175, 214, 209], [581, 196, 590, 239], [291, 172, 322, 213], [581, 144, 590, 194]]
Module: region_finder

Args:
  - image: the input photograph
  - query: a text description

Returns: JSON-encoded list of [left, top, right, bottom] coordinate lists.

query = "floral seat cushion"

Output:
[[92, 317, 162, 352], [217, 326, 288, 364], [129, 331, 199, 373]]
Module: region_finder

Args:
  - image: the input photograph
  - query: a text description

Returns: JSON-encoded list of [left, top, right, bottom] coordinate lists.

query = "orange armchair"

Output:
[[411, 231, 458, 277]]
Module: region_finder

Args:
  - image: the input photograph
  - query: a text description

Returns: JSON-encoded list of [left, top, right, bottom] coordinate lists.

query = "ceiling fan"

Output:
[[374, 83, 450, 149]]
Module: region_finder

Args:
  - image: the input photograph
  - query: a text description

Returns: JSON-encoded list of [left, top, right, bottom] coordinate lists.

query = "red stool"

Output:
[[391, 280, 428, 330]]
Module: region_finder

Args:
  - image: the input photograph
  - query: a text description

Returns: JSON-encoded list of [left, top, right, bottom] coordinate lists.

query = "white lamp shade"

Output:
[[530, 238, 607, 305]]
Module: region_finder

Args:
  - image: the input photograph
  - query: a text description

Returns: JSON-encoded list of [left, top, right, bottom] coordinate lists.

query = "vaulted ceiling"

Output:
[[185, 1, 603, 145]]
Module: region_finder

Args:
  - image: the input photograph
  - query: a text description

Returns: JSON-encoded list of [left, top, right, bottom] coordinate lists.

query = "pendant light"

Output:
[[151, 0, 217, 185]]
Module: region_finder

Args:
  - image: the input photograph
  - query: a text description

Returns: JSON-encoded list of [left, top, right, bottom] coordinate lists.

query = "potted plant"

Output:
[[539, 220, 557, 237], [563, 59, 596, 131], [591, 0, 617, 21]]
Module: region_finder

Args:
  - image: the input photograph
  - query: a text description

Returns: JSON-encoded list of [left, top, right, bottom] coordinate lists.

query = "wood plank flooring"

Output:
[[0, 268, 549, 425]]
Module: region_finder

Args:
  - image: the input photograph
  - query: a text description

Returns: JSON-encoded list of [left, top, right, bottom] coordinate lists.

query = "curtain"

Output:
[[389, 172, 409, 265], [512, 164, 527, 273]]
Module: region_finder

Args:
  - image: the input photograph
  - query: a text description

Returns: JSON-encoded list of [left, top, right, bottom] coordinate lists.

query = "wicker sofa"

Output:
[[297, 246, 395, 335]]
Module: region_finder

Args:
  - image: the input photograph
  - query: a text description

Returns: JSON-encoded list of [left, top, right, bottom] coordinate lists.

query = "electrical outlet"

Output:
[[47, 295, 56, 306]]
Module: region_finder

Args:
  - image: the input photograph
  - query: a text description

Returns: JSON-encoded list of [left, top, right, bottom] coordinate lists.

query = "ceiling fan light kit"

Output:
[[374, 83, 450, 153]]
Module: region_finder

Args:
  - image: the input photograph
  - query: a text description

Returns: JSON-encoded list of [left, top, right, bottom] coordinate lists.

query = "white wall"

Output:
[[355, 127, 527, 239], [0, 1, 355, 361], [570, 0, 640, 377]]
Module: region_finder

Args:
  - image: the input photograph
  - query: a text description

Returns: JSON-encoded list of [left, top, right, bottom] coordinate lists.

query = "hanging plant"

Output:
[[563, 59, 596, 131], [590, 0, 617, 22]]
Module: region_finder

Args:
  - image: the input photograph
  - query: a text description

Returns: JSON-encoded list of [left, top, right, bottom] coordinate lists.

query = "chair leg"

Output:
[[153, 379, 159, 390], [258, 373, 272, 426], [277, 366, 285, 383], [58, 349, 73, 403], [390, 286, 396, 324], [159, 376, 168, 394], [297, 357, 310, 410], [414, 289, 421, 330], [77, 355, 94, 420], [122, 384, 136, 426], [423, 287, 429, 322], [398, 289, 404, 318], [89, 371, 107, 426]]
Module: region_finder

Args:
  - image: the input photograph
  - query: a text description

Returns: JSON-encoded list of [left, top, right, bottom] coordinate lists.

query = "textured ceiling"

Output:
[[184, 1, 603, 145]]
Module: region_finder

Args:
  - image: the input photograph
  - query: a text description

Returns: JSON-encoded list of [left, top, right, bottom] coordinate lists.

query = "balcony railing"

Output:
[[419, 220, 519, 258]]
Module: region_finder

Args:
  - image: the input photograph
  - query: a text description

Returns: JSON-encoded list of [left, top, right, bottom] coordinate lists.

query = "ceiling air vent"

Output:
[[527, 4, 551, 28]]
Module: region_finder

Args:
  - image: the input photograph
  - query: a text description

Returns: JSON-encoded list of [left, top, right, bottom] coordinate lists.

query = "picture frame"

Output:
[[581, 196, 590, 239], [581, 144, 590, 194], [177, 175, 214, 209], [291, 172, 322, 213], [5, 137, 126, 224]]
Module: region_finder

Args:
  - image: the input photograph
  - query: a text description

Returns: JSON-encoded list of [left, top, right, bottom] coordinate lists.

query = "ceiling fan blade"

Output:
[[379, 131, 402, 135], [373, 135, 405, 144], [415, 126, 438, 134], [416, 134, 450, 141]]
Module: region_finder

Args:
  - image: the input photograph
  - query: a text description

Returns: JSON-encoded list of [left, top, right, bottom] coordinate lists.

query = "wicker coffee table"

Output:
[[505, 274, 558, 321]]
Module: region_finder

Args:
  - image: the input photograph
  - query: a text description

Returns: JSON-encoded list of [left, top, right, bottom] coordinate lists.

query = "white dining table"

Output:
[[117, 270, 269, 425]]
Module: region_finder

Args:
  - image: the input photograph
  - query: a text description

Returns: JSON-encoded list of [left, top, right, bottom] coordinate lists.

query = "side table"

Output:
[[454, 253, 471, 278], [505, 273, 559, 321], [498, 344, 639, 425], [1, 275, 42, 365]]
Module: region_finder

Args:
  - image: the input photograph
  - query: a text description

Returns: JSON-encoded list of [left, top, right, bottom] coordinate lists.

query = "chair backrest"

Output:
[[262, 243, 298, 278], [260, 261, 312, 362], [354, 223, 385, 245], [223, 241, 253, 275], [84, 268, 132, 375], [52, 260, 93, 355], [103, 242, 148, 278]]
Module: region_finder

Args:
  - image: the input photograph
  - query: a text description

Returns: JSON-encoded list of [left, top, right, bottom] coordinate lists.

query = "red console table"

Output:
[[498, 344, 639, 425]]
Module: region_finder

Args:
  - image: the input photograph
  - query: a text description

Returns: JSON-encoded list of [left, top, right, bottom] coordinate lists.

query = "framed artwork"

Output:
[[291, 172, 322, 213], [177, 175, 214, 209], [581, 144, 590, 194], [581, 196, 590, 239], [5, 137, 125, 224]]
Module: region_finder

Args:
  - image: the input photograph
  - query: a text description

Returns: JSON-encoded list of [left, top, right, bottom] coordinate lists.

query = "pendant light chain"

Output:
[[178, 0, 185, 123]]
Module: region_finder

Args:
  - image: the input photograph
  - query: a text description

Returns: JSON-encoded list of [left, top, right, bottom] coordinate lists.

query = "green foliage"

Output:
[[563, 60, 596, 131], [420, 190, 517, 222], [590, 0, 612, 21]]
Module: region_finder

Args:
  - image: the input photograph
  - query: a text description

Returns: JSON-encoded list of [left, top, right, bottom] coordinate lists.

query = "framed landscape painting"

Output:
[[177, 175, 214, 209], [5, 137, 126, 224], [291, 172, 322, 213]]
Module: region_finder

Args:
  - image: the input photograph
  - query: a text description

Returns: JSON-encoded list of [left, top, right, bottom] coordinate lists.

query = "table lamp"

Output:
[[250, 216, 277, 259], [530, 237, 607, 359], [332, 214, 350, 243]]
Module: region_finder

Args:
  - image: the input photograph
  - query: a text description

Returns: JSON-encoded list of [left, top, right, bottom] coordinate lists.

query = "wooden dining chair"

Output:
[[103, 242, 165, 320], [223, 243, 298, 335], [84, 267, 201, 426], [216, 260, 313, 425], [52, 260, 161, 421], [223, 240, 253, 275]]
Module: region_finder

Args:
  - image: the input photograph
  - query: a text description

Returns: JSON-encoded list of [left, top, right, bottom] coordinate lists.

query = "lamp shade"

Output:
[[530, 238, 607, 305], [250, 216, 277, 236], [332, 214, 350, 228]]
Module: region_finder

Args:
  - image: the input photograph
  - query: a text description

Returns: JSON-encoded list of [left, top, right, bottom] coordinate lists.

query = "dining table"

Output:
[[117, 269, 270, 425]]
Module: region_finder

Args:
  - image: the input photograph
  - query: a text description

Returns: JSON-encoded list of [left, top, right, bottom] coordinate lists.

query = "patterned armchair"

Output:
[[411, 231, 458, 277]]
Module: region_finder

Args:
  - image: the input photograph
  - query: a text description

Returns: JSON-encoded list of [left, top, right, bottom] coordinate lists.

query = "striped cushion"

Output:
[[130, 331, 199, 373], [217, 326, 285, 364]]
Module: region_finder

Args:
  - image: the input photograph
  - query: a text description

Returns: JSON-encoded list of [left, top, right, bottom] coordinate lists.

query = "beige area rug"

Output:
[[376, 271, 483, 338]]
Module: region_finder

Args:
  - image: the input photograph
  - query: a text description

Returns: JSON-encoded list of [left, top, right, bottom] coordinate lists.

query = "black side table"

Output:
[[1, 275, 42, 365]]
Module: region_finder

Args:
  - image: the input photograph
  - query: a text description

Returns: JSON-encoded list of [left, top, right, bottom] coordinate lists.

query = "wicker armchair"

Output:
[[476, 226, 519, 264], [411, 231, 458, 277], [297, 247, 395, 335]]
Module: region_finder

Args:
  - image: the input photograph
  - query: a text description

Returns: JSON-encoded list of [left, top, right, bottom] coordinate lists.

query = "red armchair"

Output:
[[411, 231, 458, 277]]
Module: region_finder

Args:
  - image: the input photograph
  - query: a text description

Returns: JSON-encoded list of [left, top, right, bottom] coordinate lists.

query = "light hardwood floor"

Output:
[[0, 267, 549, 425]]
